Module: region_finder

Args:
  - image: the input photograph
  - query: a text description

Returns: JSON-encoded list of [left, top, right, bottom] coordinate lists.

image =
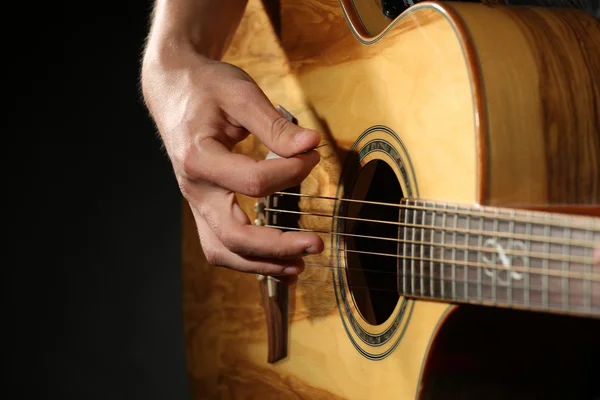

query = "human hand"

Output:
[[141, 50, 324, 282]]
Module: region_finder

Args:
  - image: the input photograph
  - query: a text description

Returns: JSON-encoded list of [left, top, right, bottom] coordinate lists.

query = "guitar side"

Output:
[[182, 1, 600, 399]]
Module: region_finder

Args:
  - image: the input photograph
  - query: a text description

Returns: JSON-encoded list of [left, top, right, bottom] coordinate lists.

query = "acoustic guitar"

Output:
[[182, 1, 600, 398]]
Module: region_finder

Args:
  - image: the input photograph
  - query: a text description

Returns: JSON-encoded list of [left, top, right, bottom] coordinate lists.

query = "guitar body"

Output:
[[183, 1, 600, 399]]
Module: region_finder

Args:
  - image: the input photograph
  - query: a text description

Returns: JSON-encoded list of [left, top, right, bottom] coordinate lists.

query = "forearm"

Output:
[[145, 0, 248, 61]]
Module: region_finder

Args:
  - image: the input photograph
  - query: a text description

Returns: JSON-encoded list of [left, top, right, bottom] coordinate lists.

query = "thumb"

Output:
[[226, 82, 321, 157]]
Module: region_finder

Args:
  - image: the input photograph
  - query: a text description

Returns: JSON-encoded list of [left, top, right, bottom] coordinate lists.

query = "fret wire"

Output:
[[562, 226, 571, 311], [524, 215, 532, 308], [411, 200, 417, 296], [303, 264, 595, 293], [420, 204, 426, 296], [464, 211, 471, 302], [266, 207, 597, 248], [441, 204, 448, 299], [584, 229, 593, 312], [542, 221, 550, 309], [271, 224, 598, 280], [269, 222, 594, 264], [491, 208, 499, 305], [304, 254, 600, 281], [507, 209, 515, 307], [452, 204, 459, 301], [402, 204, 409, 295], [310, 248, 598, 279], [477, 207, 484, 303], [297, 279, 600, 316], [396, 202, 402, 295], [430, 203, 436, 298]]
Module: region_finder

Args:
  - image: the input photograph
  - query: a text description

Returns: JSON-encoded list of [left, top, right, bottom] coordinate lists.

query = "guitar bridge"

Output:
[[253, 105, 302, 364]]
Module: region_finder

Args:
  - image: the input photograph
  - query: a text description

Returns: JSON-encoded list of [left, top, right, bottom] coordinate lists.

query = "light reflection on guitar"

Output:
[[183, 1, 600, 398]]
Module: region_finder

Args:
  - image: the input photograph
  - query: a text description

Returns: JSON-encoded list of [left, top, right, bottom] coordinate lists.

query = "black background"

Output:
[[6, 1, 598, 399], [6, 1, 189, 398]]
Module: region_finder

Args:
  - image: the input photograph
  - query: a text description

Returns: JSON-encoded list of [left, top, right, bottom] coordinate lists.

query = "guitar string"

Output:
[[264, 208, 598, 248], [287, 279, 600, 313], [267, 224, 595, 264], [295, 249, 600, 281], [266, 225, 600, 281], [271, 191, 600, 232], [257, 193, 599, 301], [292, 274, 593, 298], [299, 262, 597, 294], [275, 265, 600, 309]]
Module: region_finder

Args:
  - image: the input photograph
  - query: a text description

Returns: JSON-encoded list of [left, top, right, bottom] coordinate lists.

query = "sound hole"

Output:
[[344, 160, 402, 325]]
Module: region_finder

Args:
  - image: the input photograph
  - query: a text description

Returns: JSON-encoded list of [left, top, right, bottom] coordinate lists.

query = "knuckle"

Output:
[[244, 169, 268, 197], [269, 239, 288, 258], [230, 80, 258, 106], [219, 230, 241, 253], [269, 116, 289, 143], [254, 265, 267, 275], [174, 136, 213, 182], [235, 79, 259, 95], [177, 178, 192, 199], [176, 148, 201, 180], [203, 246, 222, 266]]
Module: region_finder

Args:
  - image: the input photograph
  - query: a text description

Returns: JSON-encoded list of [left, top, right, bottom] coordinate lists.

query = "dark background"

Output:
[[6, 1, 597, 399], [7, 1, 189, 399]]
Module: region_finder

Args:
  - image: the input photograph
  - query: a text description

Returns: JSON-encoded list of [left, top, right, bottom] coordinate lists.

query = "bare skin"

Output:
[[141, 0, 600, 280], [141, 0, 324, 283]]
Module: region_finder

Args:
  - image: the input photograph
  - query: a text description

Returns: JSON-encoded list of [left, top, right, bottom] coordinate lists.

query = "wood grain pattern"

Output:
[[451, 3, 600, 205], [258, 275, 289, 363], [182, 1, 600, 399]]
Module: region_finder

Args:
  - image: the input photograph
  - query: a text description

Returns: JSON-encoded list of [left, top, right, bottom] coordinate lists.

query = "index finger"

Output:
[[184, 137, 320, 198]]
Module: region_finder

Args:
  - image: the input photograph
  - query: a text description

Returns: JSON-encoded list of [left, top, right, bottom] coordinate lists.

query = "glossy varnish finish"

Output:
[[456, 4, 600, 205], [182, 1, 600, 398]]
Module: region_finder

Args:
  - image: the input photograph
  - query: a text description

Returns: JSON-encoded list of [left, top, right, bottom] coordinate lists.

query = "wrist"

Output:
[[143, 31, 207, 71], [146, 0, 247, 61]]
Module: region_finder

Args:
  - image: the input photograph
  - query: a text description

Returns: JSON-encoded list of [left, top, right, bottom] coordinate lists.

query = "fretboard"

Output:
[[398, 199, 600, 318]]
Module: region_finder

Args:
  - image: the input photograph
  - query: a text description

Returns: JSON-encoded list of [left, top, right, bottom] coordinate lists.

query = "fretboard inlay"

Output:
[[397, 200, 600, 318]]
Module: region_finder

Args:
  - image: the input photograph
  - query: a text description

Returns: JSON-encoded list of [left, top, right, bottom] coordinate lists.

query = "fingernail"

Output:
[[303, 245, 320, 255], [283, 266, 299, 274], [293, 130, 309, 146]]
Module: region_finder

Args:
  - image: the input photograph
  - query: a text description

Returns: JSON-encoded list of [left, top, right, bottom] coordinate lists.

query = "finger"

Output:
[[196, 216, 308, 276], [221, 81, 321, 157], [186, 137, 320, 198], [277, 275, 298, 286], [197, 193, 324, 259]]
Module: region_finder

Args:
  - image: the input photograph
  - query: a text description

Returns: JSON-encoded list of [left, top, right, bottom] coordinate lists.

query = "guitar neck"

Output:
[[398, 199, 600, 318]]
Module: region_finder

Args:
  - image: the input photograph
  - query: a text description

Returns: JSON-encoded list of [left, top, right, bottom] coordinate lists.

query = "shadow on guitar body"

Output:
[[420, 306, 600, 399]]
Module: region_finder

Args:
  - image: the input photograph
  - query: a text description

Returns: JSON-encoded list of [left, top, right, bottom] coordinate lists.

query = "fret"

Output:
[[393, 200, 599, 318], [507, 209, 515, 307], [402, 203, 409, 295], [562, 226, 571, 311], [451, 204, 459, 301], [463, 212, 471, 301], [542, 221, 550, 309], [440, 204, 448, 299], [584, 228, 593, 312], [491, 208, 499, 305], [524, 215, 532, 308], [396, 204, 401, 294], [411, 200, 418, 296], [420, 207, 426, 296], [477, 207, 484, 303], [429, 205, 436, 298]]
